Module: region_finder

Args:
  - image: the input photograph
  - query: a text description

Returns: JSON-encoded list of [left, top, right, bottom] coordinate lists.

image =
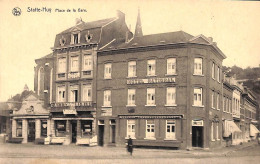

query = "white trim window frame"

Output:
[[167, 58, 176, 75], [83, 54, 93, 71], [58, 57, 66, 73], [127, 120, 135, 139], [166, 87, 176, 106], [165, 120, 176, 140], [194, 87, 203, 107], [146, 88, 155, 106], [82, 84, 92, 101], [212, 91, 215, 109], [212, 62, 215, 79], [103, 90, 111, 107], [194, 58, 203, 75], [71, 32, 80, 44], [216, 93, 219, 110], [147, 59, 156, 76], [211, 122, 215, 141], [104, 63, 112, 79], [69, 85, 79, 102], [216, 123, 219, 140], [127, 89, 136, 106], [146, 120, 155, 139], [70, 56, 79, 72], [57, 85, 66, 102], [128, 61, 136, 77], [217, 66, 220, 82]]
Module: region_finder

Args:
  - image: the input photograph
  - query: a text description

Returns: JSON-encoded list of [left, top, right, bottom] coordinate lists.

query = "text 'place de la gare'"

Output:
[[5, 9, 259, 150]]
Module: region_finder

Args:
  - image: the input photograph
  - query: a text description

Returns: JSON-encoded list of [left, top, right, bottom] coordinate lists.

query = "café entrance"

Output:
[[28, 119, 35, 142], [192, 120, 203, 148]]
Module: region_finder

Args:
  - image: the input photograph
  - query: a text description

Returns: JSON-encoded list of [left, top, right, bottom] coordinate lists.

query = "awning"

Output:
[[223, 120, 242, 137], [250, 124, 259, 137]]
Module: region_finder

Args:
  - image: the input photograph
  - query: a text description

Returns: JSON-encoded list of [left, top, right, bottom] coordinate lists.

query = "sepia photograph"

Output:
[[0, 0, 260, 163]]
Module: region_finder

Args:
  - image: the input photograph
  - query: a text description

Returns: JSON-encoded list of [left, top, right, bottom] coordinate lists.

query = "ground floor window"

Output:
[[81, 120, 92, 137], [166, 120, 176, 139], [211, 122, 214, 141], [55, 120, 66, 137], [146, 120, 155, 139], [127, 120, 135, 138], [41, 120, 47, 137], [16, 120, 22, 137]]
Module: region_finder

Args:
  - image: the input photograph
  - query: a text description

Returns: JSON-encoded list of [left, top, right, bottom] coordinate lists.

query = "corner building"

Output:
[[97, 21, 227, 148]]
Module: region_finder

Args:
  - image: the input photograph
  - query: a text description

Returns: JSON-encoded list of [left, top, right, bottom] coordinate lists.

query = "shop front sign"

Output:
[[192, 120, 204, 126], [101, 108, 112, 116], [63, 109, 77, 115], [51, 101, 93, 107], [127, 77, 175, 85]]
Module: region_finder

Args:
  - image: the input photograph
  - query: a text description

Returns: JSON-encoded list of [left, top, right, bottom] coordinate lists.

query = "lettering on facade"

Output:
[[63, 109, 77, 115], [127, 77, 176, 85], [119, 115, 183, 119], [192, 120, 204, 126], [51, 102, 93, 108], [101, 108, 112, 116], [68, 72, 80, 79]]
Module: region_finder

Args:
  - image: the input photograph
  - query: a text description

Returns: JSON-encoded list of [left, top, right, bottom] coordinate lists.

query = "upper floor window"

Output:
[[128, 61, 136, 77], [127, 89, 136, 106], [70, 56, 79, 72], [216, 93, 219, 110], [104, 63, 112, 79], [83, 55, 92, 71], [71, 33, 80, 44], [194, 87, 203, 106], [82, 85, 92, 101], [211, 91, 215, 108], [217, 67, 220, 82], [166, 87, 176, 106], [146, 120, 155, 139], [212, 62, 215, 79], [69, 85, 79, 102], [167, 58, 176, 75], [194, 58, 203, 75], [57, 86, 66, 102], [103, 90, 111, 107], [58, 57, 66, 73], [147, 60, 156, 76], [127, 120, 135, 138], [147, 88, 155, 106]]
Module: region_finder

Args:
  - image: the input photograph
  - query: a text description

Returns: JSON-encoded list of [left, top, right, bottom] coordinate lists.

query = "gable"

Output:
[[189, 35, 211, 44]]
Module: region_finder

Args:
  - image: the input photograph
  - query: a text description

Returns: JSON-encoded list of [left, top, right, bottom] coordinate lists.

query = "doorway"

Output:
[[98, 125, 104, 146], [28, 120, 35, 142], [110, 120, 116, 143], [192, 126, 203, 147], [71, 121, 77, 143]]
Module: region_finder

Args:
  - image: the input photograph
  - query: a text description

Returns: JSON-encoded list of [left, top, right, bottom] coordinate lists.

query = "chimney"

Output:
[[134, 7, 143, 37]]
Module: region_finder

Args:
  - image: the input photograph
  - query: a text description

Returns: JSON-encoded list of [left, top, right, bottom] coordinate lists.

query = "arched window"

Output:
[[37, 67, 44, 95]]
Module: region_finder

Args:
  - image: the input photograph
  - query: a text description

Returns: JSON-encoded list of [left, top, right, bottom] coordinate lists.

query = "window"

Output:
[[194, 58, 202, 75], [82, 85, 92, 101], [57, 86, 66, 102], [83, 55, 92, 71], [194, 87, 203, 106], [16, 120, 22, 137], [55, 120, 66, 137], [69, 85, 79, 102], [167, 58, 176, 75], [211, 91, 215, 108], [81, 120, 92, 137], [147, 88, 155, 106], [128, 61, 136, 77], [41, 120, 47, 137], [217, 67, 220, 82], [147, 60, 156, 76], [70, 56, 79, 72], [226, 97, 229, 112], [104, 63, 112, 79], [216, 123, 219, 140], [104, 90, 111, 106], [229, 99, 232, 113], [127, 89, 135, 106], [211, 122, 214, 141], [71, 33, 80, 44], [166, 87, 176, 106], [216, 93, 219, 110], [127, 120, 135, 138], [146, 120, 155, 139], [212, 62, 215, 79], [223, 96, 226, 112], [58, 57, 66, 73], [166, 120, 176, 139]]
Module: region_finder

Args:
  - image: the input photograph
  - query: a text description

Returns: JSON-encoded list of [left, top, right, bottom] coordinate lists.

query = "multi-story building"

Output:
[[96, 10, 229, 149], [34, 11, 132, 145]]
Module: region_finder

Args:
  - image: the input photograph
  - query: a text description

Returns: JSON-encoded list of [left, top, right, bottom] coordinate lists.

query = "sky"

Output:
[[0, 0, 260, 102]]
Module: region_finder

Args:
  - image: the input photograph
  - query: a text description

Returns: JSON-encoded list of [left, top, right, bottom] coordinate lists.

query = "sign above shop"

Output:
[[119, 115, 183, 119], [63, 109, 77, 115], [127, 77, 175, 85], [51, 102, 93, 108], [101, 108, 112, 116], [192, 120, 204, 126]]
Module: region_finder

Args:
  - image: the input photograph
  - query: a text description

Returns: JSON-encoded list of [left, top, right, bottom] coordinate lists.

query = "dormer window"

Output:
[[71, 32, 80, 44]]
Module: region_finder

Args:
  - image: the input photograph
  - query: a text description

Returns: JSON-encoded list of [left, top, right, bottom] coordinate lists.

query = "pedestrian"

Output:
[[127, 136, 133, 156]]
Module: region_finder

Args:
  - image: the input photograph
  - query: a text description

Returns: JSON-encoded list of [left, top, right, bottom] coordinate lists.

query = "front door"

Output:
[[71, 122, 77, 143], [28, 120, 35, 142], [192, 126, 203, 147], [110, 125, 116, 143], [98, 125, 104, 146]]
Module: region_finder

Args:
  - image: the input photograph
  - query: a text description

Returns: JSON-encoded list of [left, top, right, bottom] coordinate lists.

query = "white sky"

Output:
[[0, 0, 260, 101]]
